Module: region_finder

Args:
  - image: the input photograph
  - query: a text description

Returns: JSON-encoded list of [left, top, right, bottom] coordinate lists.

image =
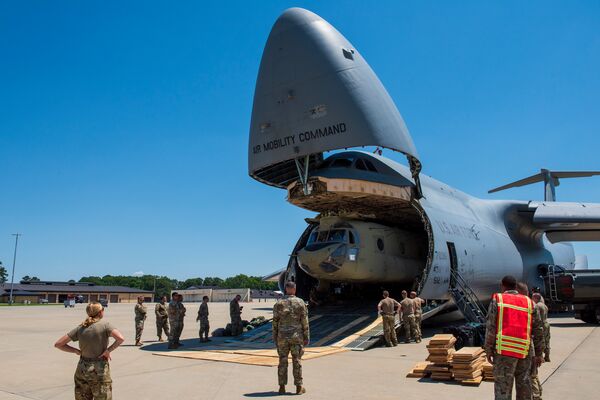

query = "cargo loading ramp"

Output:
[[231, 303, 380, 349]]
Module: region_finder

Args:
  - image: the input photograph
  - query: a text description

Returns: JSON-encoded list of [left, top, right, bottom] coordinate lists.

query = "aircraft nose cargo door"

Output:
[[248, 8, 421, 190]]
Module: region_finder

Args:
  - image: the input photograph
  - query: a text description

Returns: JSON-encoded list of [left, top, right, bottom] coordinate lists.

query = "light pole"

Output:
[[9, 233, 22, 305], [153, 276, 157, 302]]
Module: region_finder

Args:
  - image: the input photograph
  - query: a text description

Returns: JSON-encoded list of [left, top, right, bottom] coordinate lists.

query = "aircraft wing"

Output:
[[527, 201, 600, 243], [262, 268, 286, 282]]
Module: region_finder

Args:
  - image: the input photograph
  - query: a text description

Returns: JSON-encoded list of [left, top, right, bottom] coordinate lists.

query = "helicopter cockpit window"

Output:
[[348, 231, 355, 244], [307, 229, 350, 244], [328, 229, 346, 242], [317, 231, 329, 242]]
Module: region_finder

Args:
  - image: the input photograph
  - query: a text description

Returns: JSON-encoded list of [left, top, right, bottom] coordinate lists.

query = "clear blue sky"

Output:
[[1, 1, 599, 281]]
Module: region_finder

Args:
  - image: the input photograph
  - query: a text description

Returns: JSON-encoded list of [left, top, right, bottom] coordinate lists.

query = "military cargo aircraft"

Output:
[[249, 8, 600, 310]]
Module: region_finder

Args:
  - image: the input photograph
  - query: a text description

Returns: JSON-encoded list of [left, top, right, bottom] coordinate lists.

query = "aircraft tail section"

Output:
[[489, 169, 600, 201]]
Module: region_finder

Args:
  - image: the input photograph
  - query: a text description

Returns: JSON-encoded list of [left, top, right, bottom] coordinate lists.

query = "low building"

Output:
[[174, 287, 251, 302], [0, 281, 153, 304]]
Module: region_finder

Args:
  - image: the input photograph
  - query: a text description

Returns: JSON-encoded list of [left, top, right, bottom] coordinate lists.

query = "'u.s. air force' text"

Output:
[[252, 122, 347, 154]]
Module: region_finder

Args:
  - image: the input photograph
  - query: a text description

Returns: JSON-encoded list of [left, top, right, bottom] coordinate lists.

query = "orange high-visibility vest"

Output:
[[494, 292, 533, 359]]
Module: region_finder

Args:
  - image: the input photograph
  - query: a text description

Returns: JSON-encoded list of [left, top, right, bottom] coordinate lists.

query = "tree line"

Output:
[[78, 274, 278, 299]]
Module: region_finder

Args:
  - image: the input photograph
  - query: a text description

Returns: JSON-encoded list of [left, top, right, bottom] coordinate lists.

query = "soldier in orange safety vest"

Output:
[[484, 275, 545, 400]]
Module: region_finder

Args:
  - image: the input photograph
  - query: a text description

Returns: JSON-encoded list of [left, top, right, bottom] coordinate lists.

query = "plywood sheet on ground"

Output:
[[153, 346, 348, 367]]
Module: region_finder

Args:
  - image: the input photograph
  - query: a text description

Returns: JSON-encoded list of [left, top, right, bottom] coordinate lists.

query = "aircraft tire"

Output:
[[580, 309, 599, 324]]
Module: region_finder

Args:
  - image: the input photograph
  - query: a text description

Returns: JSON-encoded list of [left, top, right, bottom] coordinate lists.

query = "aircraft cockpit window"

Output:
[[355, 159, 368, 171], [328, 229, 346, 242], [319, 160, 332, 169], [330, 158, 353, 168], [348, 231, 355, 244], [317, 231, 329, 242], [363, 159, 378, 172], [307, 229, 349, 244], [354, 158, 378, 172]]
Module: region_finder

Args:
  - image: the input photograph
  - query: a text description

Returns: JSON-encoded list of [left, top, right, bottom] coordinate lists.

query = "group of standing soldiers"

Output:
[[377, 289, 425, 347], [133, 292, 245, 349]]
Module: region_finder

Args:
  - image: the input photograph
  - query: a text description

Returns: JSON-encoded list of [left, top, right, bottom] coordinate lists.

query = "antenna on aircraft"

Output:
[[488, 169, 600, 201]]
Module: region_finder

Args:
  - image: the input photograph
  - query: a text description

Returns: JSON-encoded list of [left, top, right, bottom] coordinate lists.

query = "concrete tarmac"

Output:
[[0, 301, 597, 399]]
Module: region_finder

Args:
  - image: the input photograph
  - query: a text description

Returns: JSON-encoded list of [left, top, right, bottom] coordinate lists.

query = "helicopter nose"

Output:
[[298, 243, 347, 275]]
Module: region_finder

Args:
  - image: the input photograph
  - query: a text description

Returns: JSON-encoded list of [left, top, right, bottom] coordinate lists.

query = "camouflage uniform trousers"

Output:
[[543, 323, 551, 360], [177, 320, 184, 339], [231, 316, 243, 336], [199, 317, 209, 339], [531, 358, 542, 400], [74, 358, 112, 400], [276, 338, 304, 386], [414, 311, 422, 339], [381, 314, 398, 346], [169, 320, 180, 345], [493, 353, 532, 400], [402, 314, 418, 342], [156, 317, 170, 339], [135, 318, 145, 342]]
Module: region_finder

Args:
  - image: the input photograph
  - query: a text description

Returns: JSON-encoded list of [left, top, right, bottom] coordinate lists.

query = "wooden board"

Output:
[[431, 374, 453, 381], [454, 370, 483, 380], [428, 347, 455, 355], [153, 346, 348, 367], [426, 355, 453, 363], [461, 376, 483, 386], [453, 347, 485, 360], [412, 361, 432, 373], [452, 360, 485, 370], [406, 372, 427, 378]]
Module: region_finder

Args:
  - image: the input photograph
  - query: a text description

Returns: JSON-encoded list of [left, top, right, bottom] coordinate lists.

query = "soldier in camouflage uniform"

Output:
[[273, 281, 309, 395], [400, 290, 419, 343], [177, 294, 186, 343], [134, 296, 147, 346], [377, 290, 400, 347], [196, 295, 210, 342], [485, 276, 545, 400], [155, 296, 170, 342], [230, 295, 243, 336], [168, 293, 181, 349], [535, 294, 551, 362], [54, 302, 125, 400], [410, 291, 425, 342], [531, 293, 550, 400]]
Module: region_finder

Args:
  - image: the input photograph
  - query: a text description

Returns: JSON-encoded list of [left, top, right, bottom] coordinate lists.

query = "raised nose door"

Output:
[[248, 8, 421, 190]]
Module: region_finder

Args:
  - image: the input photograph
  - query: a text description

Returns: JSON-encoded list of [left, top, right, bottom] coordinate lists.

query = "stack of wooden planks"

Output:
[[482, 361, 494, 382], [451, 347, 486, 386], [425, 334, 456, 381]]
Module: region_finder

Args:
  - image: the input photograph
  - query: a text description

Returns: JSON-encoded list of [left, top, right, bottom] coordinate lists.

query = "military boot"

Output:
[[544, 350, 550, 363], [296, 386, 306, 395], [278, 385, 285, 394]]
